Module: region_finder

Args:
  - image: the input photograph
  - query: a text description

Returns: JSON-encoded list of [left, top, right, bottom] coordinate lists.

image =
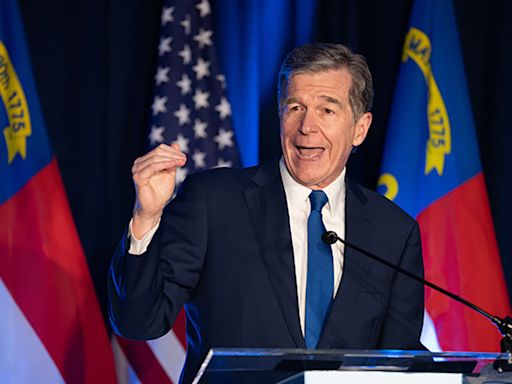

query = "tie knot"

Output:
[[309, 190, 328, 212]]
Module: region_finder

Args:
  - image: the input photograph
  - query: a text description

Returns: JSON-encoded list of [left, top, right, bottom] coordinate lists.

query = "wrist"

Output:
[[132, 209, 162, 239]]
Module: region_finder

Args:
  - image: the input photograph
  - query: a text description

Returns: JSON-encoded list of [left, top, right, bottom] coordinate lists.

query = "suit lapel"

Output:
[[318, 178, 371, 348], [243, 162, 305, 348]]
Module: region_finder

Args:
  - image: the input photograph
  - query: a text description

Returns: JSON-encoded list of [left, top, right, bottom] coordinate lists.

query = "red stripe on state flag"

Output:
[[0, 158, 117, 383], [418, 172, 511, 351], [118, 337, 174, 384]]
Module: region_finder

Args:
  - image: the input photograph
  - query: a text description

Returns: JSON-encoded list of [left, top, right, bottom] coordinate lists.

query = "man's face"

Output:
[[280, 69, 372, 189]]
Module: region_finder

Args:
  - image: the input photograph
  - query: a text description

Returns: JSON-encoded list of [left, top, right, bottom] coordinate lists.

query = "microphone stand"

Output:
[[322, 231, 512, 372]]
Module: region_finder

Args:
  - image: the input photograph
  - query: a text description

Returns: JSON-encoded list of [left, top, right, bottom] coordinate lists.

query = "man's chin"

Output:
[[290, 171, 327, 189]]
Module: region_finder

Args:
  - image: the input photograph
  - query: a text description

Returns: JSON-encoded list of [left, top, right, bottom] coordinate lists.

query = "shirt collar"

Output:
[[279, 158, 346, 212]]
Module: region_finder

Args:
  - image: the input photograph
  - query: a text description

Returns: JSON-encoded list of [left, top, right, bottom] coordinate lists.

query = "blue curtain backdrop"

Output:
[[15, 0, 512, 325], [213, 0, 316, 167]]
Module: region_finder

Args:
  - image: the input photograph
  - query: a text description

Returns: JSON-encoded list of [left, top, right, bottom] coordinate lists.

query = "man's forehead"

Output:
[[287, 68, 351, 88], [289, 67, 351, 81], [285, 71, 350, 100]]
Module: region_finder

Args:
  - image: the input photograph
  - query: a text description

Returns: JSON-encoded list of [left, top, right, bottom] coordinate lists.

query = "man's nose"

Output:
[[298, 110, 319, 134]]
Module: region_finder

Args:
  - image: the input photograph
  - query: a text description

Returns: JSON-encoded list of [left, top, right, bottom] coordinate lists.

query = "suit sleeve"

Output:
[[377, 221, 426, 350], [108, 175, 207, 340]]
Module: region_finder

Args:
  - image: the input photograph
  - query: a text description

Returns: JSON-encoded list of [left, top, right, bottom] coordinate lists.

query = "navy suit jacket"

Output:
[[109, 161, 424, 383]]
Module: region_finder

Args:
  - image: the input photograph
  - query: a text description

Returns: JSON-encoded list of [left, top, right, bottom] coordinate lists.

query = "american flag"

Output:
[[148, 0, 240, 183], [112, 1, 240, 383]]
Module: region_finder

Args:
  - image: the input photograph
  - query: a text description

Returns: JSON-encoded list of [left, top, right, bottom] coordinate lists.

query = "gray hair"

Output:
[[278, 43, 374, 120]]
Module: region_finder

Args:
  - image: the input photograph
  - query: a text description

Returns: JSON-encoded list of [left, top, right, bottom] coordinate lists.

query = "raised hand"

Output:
[[131, 143, 187, 238]]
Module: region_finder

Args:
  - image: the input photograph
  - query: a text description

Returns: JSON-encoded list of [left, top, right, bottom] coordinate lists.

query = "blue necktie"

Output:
[[305, 190, 334, 349]]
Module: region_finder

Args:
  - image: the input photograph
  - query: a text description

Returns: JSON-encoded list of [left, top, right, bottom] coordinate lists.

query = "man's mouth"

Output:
[[296, 146, 324, 160]]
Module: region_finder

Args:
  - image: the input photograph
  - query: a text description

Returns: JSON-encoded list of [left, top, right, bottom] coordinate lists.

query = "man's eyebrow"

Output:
[[283, 95, 342, 106], [319, 95, 342, 107], [284, 97, 301, 104]]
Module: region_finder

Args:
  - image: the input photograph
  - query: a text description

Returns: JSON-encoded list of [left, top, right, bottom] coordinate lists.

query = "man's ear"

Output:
[[353, 112, 372, 146]]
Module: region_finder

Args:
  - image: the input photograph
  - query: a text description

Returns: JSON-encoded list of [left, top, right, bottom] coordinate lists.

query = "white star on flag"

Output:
[[215, 97, 231, 119], [174, 103, 191, 125], [193, 119, 208, 139], [173, 133, 190, 153], [179, 44, 192, 65], [193, 58, 210, 80], [176, 73, 192, 95], [193, 28, 213, 49], [152, 95, 168, 116], [161, 6, 174, 25], [181, 15, 191, 34], [149, 125, 165, 145], [193, 89, 210, 110], [196, 0, 211, 17], [213, 128, 234, 150], [155, 66, 170, 85], [158, 37, 172, 56], [192, 150, 207, 168]]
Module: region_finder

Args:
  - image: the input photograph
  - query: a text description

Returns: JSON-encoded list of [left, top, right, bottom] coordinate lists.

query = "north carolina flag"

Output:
[[378, 0, 511, 352], [0, 0, 117, 381]]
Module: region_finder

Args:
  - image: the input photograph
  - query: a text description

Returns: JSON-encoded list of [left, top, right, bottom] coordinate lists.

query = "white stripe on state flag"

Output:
[[111, 336, 142, 384], [0, 278, 64, 383], [420, 310, 443, 352], [148, 330, 187, 384]]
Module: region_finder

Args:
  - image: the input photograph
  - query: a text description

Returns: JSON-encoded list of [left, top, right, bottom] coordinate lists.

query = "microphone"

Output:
[[322, 230, 512, 371]]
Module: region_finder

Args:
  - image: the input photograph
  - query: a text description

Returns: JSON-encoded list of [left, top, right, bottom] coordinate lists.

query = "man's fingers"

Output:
[[132, 152, 186, 174], [171, 143, 181, 151], [133, 152, 186, 168], [133, 144, 186, 166], [133, 159, 182, 184], [131, 144, 188, 190], [132, 143, 187, 173]]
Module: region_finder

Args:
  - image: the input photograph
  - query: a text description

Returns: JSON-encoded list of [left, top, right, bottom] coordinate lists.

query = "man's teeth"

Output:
[[297, 147, 323, 158]]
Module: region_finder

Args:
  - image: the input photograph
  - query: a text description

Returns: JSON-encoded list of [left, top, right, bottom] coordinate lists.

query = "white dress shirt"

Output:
[[129, 161, 347, 335], [128, 218, 159, 254], [279, 159, 346, 335]]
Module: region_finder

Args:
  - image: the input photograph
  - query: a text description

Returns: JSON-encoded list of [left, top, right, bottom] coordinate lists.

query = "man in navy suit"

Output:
[[109, 43, 424, 383]]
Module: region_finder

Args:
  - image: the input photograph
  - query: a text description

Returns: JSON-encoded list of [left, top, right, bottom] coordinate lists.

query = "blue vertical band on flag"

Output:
[[0, 0, 52, 204], [377, 0, 481, 217], [147, 0, 241, 187]]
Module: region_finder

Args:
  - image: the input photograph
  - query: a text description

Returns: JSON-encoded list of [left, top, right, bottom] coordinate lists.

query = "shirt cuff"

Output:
[[128, 217, 161, 255]]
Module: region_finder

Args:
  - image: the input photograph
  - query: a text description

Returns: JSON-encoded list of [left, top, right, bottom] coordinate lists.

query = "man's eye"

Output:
[[324, 108, 335, 114]]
